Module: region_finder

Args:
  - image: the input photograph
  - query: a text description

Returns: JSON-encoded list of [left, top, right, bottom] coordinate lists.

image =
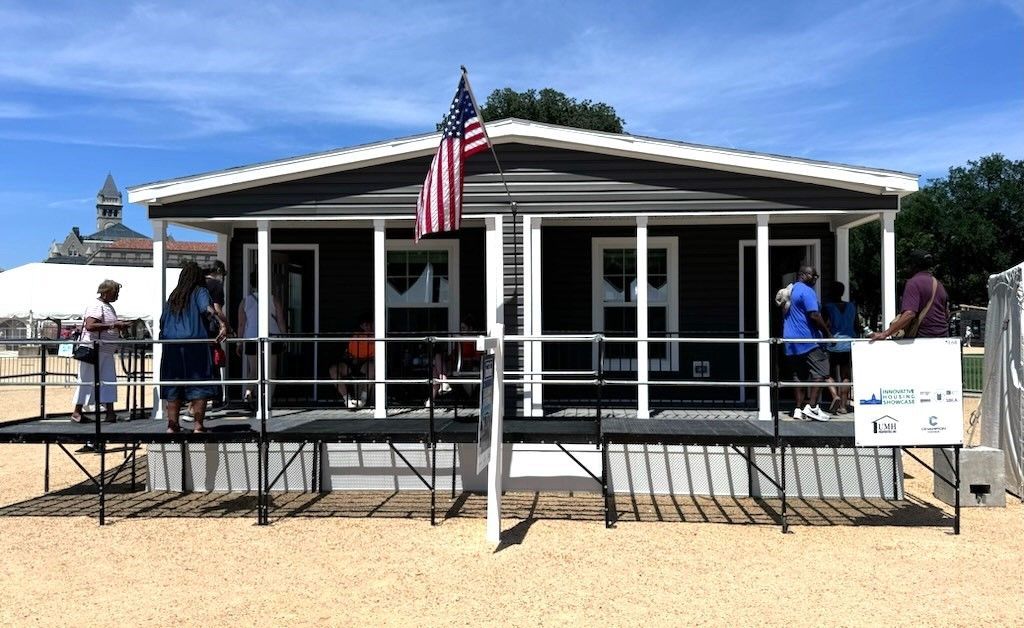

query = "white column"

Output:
[[485, 324, 505, 544], [256, 221, 271, 418], [522, 215, 534, 418], [636, 217, 650, 419], [373, 220, 387, 419], [485, 216, 505, 330], [756, 215, 772, 421], [530, 217, 543, 415], [835, 226, 850, 300], [151, 219, 167, 420], [881, 211, 897, 325]]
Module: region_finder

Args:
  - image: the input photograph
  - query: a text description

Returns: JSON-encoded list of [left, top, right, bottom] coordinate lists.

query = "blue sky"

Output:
[[0, 0, 1021, 270]]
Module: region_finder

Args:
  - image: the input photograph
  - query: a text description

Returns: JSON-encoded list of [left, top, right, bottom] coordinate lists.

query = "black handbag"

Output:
[[72, 344, 97, 364]]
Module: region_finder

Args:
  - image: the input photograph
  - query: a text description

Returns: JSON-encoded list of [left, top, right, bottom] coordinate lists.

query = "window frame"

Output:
[[591, 236, 679, 372], [385, 239, 460, 333]]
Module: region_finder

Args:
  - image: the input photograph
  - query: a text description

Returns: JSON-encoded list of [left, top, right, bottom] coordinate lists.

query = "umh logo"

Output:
[[872, 415, 898, 434]]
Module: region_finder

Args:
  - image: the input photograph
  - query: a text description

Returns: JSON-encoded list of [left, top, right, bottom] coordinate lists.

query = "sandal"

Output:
[[166, 423, 181, 434]]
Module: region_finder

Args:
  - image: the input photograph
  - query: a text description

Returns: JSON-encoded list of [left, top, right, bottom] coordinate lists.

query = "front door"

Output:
[[742, 242, 818, 403], [245, 247, 318, 404]]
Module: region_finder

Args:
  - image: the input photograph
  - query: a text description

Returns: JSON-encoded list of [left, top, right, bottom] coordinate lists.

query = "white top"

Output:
[[242, 292, 282, 338], [81, 299, 119, 353]]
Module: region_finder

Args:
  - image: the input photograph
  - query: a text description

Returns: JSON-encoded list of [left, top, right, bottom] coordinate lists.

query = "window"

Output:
[[385, 242, 459, 334], [592, 237, 678, 371]]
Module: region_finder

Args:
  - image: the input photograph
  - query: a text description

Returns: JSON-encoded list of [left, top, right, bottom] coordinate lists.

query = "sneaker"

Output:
[[804, 404, 831, 422], [791, 406, 804, 420], [424, 398, 432, 408], [346, 397, 359, 410], [439, 375, 452, 395]]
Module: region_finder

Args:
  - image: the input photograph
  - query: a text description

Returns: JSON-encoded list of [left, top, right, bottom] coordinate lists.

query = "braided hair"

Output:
[[167, 261, 205, 315]]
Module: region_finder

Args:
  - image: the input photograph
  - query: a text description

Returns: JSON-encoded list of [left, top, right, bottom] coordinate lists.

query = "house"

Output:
[[129, 118, 918, 419], [47, 174, 150, 263], [46, 174, 215, 268]]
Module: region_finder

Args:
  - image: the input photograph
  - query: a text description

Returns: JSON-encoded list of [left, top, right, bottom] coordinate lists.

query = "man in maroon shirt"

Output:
[[871, 249, 949, 340]]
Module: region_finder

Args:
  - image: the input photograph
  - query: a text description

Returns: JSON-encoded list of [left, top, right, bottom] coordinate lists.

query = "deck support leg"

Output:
[[257, 441, 265, 525], [44, 442, 50, 493], [954, 445, 961, 535], [261, 439, 271, 525], [310, 440, 318, 493], [602, 437, 612, 528], [451, 443, 457, 499], [180, 441, 188, 492], [892, 447, 899, 500], [98, 439, 106, 526], [780, 444, 788, 534], [430, 442, 437, 526], [130, 442, 137, 492]]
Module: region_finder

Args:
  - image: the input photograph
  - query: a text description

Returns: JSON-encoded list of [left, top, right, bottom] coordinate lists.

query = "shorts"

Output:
[[785, 347, 830, 381], [829, 351, 851, 370]]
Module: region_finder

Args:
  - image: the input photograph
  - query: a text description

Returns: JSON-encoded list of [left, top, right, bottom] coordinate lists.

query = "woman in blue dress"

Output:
[[160, 262, 228, 432]]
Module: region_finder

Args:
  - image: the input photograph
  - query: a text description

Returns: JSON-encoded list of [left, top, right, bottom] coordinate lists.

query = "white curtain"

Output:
[[981, 262, 1024, 499]]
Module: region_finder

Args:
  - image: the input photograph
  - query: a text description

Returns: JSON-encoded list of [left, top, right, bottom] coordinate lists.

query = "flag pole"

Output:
[[461, 66, 522, 339]]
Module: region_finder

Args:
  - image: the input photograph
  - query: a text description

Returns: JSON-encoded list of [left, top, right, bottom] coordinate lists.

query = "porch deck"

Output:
[[0, 406, 855, 447]]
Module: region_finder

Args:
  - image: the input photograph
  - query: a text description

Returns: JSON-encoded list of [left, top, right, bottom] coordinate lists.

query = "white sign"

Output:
[[852, 338, 964, 447], [476, 353, 495, 474]]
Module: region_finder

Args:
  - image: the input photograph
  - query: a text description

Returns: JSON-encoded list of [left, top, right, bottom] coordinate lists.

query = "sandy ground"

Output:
[[0, 387, 1021, 626]]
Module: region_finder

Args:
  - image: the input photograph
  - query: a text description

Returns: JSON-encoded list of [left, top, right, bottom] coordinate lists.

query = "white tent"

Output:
[[0, 262, 180, 321], [981, 262, 1024, 500]]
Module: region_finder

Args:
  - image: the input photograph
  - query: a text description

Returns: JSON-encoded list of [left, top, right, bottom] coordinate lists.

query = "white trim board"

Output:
[[385, 238, 461, 334], [129, 120, 918, 206], [591, 236, 680, 372]]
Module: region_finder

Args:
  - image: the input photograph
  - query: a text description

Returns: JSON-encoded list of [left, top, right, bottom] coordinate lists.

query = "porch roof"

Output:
[[127, 119, 919, 206]]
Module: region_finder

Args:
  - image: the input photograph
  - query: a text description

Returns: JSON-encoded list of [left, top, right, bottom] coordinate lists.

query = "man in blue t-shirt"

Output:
[[782, 266, 833, 421]]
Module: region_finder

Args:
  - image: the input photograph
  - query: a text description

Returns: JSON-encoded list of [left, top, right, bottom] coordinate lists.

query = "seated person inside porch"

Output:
[[329, 314, 375, 409], [426, 316, 482, 404]]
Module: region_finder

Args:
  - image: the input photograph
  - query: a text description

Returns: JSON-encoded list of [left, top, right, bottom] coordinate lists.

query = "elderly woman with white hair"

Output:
[[72, 279, 129, 423]]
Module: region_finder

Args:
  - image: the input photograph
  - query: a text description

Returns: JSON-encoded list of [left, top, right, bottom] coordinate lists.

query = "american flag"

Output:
[[415, 76, 489, 241]]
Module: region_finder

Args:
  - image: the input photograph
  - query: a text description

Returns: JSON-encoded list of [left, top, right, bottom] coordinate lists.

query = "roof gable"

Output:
[[129, 119, 918, 206]]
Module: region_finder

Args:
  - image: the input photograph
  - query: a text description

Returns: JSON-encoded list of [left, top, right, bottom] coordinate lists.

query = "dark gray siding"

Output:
[[152, 144, 898, 219], [540, 222, 836, 408], [230, 226, 486, 334]]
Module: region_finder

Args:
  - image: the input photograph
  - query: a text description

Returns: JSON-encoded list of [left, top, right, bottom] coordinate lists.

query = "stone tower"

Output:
[[96, 173, 123, 231]]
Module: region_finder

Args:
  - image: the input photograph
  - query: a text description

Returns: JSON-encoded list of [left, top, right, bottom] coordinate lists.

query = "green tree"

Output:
[[850, 153, 1024, 322], [439, 87, 625, 133]]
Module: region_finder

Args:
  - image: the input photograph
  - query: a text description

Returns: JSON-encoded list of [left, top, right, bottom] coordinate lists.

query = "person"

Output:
[[822, 281, 857, 414], [236, 271, 287, 406], [782, 265, 832, 421], [329, 314, 375, 409], [870, 249, 949, 340], [72, 280, 130, 442], [203, 261, 229, 411], [160, 261, 228, 433], [964, 324, 973, 347]]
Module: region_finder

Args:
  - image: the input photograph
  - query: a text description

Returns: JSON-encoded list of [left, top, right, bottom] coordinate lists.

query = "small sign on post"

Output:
[[852, 338, 964, 447], [477, 353, 496, 474]]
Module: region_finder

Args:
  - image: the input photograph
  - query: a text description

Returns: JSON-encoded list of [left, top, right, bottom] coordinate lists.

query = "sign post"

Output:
[[476, 323, 504, 544], [852, 338, 964, 447]]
